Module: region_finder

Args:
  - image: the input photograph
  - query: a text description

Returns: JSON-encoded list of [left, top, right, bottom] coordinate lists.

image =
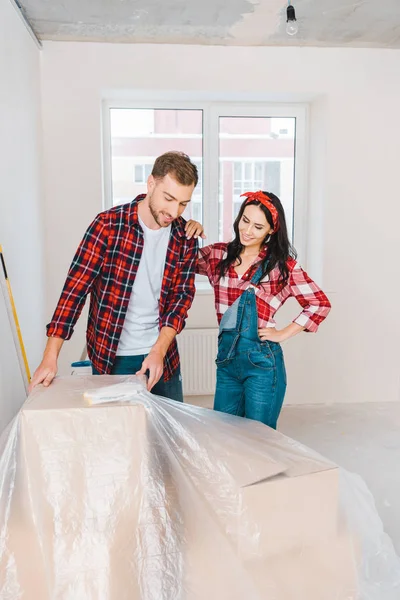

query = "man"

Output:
[[29, 151, 202, 402]]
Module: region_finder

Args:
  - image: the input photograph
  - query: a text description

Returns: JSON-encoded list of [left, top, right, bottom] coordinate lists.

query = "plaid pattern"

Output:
[[198, 243, 331, 333], [47, 196, 198, 379]]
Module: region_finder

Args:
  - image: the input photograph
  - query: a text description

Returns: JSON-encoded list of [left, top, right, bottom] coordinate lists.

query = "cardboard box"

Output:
[[0, 376, 358, 599], [246, 532, 358, 600], [239, 460, 339, 558]]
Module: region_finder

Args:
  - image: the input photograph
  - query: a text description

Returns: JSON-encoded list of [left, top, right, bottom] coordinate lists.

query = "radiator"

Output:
[[177, 328, 218, 396]]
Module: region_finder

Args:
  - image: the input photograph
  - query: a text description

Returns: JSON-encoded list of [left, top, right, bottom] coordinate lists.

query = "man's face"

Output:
[[147, 173, 194, 228]]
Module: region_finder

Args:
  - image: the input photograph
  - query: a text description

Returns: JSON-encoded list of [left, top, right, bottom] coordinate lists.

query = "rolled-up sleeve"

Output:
[[196, 245, 213, 276], [289, 263, 331, 332]]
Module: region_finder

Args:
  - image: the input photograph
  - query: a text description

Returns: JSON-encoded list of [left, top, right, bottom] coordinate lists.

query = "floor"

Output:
[[187, 397, 400, 556]]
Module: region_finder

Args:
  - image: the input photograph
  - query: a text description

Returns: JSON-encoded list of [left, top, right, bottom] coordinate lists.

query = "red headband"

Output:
[[240, 191, 279, 232]]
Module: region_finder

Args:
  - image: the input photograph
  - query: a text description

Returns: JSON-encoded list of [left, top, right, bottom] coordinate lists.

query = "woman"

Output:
[[191, 191, 331, 429]]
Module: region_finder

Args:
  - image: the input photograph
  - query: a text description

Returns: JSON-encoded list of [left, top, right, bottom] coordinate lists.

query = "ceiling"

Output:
[[16, 0, 400, 48]]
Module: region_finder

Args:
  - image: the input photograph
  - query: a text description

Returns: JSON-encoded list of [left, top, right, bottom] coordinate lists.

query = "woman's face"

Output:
[[238, 205, 273, 251]]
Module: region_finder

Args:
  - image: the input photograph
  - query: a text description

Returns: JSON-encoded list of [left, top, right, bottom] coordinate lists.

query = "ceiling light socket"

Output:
[[286, 4, 299, 36]]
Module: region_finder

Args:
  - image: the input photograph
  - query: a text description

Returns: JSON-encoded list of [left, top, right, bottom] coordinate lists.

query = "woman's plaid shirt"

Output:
[[198, 243, 331, 332]]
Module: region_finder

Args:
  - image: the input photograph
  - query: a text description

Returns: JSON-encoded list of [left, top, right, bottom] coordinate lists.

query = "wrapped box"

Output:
[[239, 448, 339, 558], [0, 376, 361, 600]]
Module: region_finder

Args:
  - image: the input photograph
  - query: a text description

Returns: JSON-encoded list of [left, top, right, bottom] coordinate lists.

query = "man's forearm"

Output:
[[43, 336, 65, 360], [151, 327, 177, 357]]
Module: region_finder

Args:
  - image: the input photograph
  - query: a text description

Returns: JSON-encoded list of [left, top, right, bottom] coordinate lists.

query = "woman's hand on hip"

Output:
[[259, 323, 305, 343], [258, 328, 285, 343]]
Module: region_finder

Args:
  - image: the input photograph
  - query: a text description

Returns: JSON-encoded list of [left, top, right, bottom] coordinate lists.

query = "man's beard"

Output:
[[149, 196, 171, 228], [147, 196, 162, 227]]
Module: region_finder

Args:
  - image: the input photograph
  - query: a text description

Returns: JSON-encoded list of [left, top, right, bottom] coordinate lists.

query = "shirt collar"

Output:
[[227, 245, 268, 279], [258, 246, 268, 261]]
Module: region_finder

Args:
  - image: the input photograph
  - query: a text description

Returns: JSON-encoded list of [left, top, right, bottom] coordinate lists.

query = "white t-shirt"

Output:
[[117, 216, 171, 356]]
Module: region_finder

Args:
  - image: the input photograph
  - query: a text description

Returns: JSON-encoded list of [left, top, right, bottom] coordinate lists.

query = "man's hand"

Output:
[[136, 349, 164, 391], [137, 327, 176, 391], [28, 337, 64, 393], [29, 358, 58, 392], [185, 220, 206, 240]]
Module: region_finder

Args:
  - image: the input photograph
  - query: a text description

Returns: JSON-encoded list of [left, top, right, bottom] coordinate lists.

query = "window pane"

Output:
[[218, 117, 295, 242], [110, 108, 203, 221]]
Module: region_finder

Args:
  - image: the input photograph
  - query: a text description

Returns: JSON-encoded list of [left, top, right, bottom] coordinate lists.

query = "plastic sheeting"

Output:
[[0, 375, 399, 600]]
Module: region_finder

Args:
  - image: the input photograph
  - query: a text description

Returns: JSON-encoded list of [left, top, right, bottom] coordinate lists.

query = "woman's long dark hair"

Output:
[[217, 192, 297, 286]]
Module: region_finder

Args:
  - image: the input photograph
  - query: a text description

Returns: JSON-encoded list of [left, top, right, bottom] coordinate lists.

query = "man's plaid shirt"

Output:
[[47, 196, 198, 380]]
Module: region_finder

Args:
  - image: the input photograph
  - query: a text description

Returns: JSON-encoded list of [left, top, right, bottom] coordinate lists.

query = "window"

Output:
[[103, 101, 307, 258]]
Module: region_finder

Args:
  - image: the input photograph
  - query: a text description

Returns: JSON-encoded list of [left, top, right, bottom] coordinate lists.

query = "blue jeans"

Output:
[[214, 335, 286, 429], [92, 355, 183, 403]]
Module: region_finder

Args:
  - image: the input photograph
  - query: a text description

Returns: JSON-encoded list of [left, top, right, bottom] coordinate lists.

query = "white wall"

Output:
[[40, 42, 400, 404], [0, 0, 45, 430]]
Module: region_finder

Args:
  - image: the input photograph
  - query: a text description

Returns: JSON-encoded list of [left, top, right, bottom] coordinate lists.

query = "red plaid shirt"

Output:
[[198, 243, 331, 332], [47, 196, 198, 379]]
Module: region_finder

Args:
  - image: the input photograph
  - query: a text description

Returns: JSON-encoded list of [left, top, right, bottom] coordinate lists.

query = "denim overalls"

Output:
[[214, 264, 287, 429]]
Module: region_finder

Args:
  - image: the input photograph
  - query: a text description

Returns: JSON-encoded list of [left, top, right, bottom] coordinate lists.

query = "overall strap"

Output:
[[250, 259, 269, 286]]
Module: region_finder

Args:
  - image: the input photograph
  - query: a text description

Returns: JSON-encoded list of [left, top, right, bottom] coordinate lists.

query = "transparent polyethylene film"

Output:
[[0, 375, 399, 599]]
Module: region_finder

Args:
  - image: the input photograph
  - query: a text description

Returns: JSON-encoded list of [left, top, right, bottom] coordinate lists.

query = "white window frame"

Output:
[[102, 100, 308, 262]]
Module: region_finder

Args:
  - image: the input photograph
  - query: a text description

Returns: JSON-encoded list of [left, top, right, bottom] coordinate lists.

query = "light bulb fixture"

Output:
[[286, 2, 299, 36]]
